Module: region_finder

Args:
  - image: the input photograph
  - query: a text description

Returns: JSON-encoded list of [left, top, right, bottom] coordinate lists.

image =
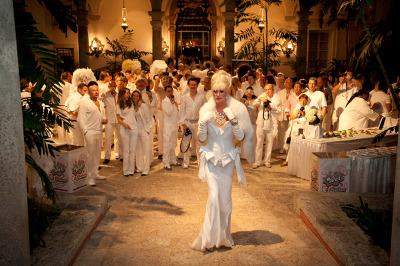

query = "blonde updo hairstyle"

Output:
[[211, 70, 232, 94]]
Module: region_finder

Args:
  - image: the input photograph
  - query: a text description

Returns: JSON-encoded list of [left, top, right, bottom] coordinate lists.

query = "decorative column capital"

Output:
[[222, 11, 236, 21], [148, 11, 164, 21], [211, 15, 218, 32], [76, 8, 89, 23], [168, 15, 175, 31], [296, 10, 313, 26], [150, 20, 163, 31]]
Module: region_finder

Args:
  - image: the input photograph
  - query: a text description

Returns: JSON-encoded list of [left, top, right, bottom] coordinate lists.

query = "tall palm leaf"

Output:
[[339, 0, 400, 111], [14, 0, 82, 202]]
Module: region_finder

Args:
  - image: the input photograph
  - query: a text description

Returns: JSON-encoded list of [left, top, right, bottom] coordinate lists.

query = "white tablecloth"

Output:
[[347, 147, 396, 193], [288, 134, 398, 180]]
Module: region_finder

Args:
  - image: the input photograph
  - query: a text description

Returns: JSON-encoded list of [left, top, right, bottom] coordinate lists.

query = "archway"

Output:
[[168, 0, 217, 61]]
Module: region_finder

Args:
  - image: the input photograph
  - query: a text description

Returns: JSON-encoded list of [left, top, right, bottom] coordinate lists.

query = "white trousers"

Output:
[[255, 126, 274, 165], [274, 120, 288, 150], [120, 127, 138, 175], [322, 104, 334, 131], [68, 120, 85, 146], [183, 122, 199, 165], [156, 110, 164, 155], [104, 122, 122, 159], [163, 125, 178, 167], [135, 129, 151, 174], [84, 130, 102, 182]]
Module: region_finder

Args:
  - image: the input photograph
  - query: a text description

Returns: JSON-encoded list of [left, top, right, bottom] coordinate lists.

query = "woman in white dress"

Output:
[[191, 71, 254, 252], [132, 90, 153, 176], [338, 89, 379, 131], [116, 87, 138, 177]]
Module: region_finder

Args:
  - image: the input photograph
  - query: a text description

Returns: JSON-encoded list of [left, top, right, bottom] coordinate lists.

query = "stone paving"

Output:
[[71, 149, 337, 265]]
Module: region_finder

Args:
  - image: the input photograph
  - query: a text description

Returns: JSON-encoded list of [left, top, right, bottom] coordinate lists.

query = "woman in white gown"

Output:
[[191, 71, 254, 252]]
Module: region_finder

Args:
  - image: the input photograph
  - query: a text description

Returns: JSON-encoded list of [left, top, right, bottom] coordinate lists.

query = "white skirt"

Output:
[[191, 160, 235, 250]]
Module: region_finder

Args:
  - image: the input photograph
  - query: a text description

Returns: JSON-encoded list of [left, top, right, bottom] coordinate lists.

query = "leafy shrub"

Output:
[[342, 196, 392, 253]]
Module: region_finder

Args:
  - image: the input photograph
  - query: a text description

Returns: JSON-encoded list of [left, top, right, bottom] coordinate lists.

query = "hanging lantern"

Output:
[[121, 0, 128, 32]]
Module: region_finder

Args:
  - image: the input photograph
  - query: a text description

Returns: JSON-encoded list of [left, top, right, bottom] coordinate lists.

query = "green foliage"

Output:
[[35, 0, 83, 37], [25, 155, 56, 204], [28, 198, 62, 253], [222, 0, 296, 72], [93, 30, 151, 74], [14, 0, 78, 202], [234, 27, 298, 71], [342, 196, 392, 253], [373, 125, 398, 144]]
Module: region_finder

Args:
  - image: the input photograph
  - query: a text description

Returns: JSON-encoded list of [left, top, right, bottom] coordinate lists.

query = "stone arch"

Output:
[[166, 0, 219, 60]]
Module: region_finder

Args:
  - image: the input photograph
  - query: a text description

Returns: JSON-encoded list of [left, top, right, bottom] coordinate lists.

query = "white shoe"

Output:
[[252, 163, 259, 169], [182, 164, 189, 169], [264, 163, 271, 168], [96, 175, 106, 180], [88, 179, 96, 186]]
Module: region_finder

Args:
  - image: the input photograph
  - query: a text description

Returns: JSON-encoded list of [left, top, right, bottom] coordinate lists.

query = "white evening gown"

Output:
[[191, 121, 246, 251]]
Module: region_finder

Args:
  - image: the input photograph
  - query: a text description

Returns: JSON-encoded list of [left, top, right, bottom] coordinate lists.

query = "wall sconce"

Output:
[[217, 38, 225, 57], [89, 37, 104, 57], [162, 38, 169, 56], [258, 18, 265, 32], [121, 0, 128, 32], [282, 40, 296, 58]]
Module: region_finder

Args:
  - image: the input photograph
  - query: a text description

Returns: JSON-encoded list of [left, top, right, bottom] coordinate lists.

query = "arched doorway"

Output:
[[169, 0, 217, 61]]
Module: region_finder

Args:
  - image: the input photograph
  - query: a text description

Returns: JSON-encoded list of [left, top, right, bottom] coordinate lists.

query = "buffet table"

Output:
[[287, 133, 398, 180]]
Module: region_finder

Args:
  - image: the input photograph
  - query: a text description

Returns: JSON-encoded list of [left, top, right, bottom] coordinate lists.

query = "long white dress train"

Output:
[[191, 122, 246, 251]]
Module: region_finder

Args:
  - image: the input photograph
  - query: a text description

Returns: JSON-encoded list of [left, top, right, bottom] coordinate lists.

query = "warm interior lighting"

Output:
[[121, 0, 128, 32], [258, 18, 265, 31], [282, 40, 296, 58], [217, 38, 225, 57], [89, 37, 104, 57], [162, 38, 169, 55]]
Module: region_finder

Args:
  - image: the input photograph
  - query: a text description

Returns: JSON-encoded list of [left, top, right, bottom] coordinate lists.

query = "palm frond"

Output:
[[349, 20, 392, 70], [234, 27, 256, 42], [25, 154, 57, 203], [269, 27, 298, 42], [35, 0, 83, 36]]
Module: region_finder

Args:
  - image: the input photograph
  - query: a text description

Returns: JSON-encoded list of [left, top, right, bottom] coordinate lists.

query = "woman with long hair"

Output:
[[116, 87, 138, 177], [191, 70, 254, 252], [132, 90, 153, 176], [338, 88, 379, 131]]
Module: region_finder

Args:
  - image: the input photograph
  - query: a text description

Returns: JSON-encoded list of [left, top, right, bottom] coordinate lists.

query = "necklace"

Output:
[[215, 110, 225, 126]]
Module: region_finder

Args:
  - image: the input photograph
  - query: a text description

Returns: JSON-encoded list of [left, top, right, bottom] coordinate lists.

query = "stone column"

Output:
[[223, 11, 236, 69], [168, 15, 175, 59], [296, 10, 313, 77], [391, 133, 400, 264], [149, 11, 164, 61], [211, 15, 218, 58], [0, 0, 30, 264], [76, 8, 89, 68]]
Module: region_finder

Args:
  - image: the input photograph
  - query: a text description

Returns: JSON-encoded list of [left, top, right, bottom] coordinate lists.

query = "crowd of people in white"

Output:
[[20, 56, 400, 186]]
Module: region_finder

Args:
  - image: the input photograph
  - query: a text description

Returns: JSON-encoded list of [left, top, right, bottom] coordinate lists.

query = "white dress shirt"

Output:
[[179, 92, 207, 124], [77, 97, 106, 134], [162, 97, 179, 126], [305, 90, 327, 110], [102, 92, 118, 124]]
